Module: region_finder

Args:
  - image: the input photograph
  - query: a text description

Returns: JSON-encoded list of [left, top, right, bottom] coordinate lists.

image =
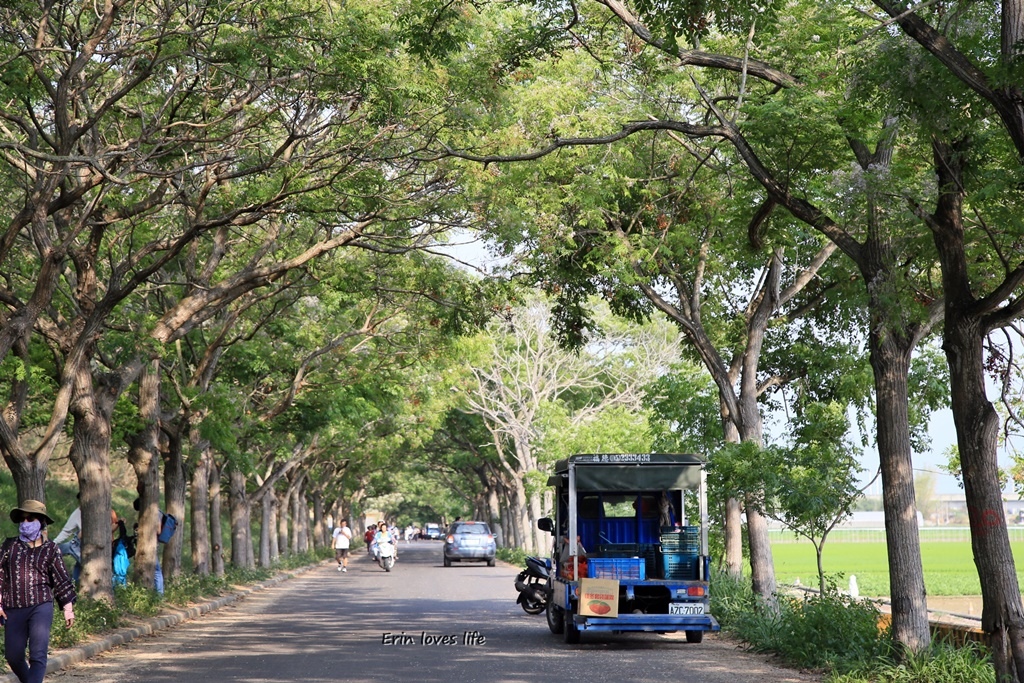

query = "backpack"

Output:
[[112, 538, 130, 581], [157, 512, 178, 543]]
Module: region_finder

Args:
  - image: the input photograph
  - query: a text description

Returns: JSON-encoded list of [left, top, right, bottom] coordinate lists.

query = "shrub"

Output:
[[113, 583, 162, 617], [164, 572, 231, 606], [711, 568, 995, 682], [766, 589, 889, 669], [712, 571, 888, 671], [709, 568, 756, 627], [47, 596, 123, 650], [496, 546, 527, 567]]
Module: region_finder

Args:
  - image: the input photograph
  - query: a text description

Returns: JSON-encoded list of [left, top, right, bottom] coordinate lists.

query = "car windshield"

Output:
[[453, 523, 489, 535]]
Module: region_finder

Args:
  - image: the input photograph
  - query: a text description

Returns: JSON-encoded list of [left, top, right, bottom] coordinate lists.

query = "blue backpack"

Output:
[[157, 512, 178, 543]]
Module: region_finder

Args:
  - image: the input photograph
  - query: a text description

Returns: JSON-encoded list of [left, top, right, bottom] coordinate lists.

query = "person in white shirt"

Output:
[[332, 520, 353, 572], [53, 506, 82, 582]]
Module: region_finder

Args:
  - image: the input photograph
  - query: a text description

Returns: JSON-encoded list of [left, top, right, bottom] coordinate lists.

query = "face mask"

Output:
[[19, 519, 42, 542]]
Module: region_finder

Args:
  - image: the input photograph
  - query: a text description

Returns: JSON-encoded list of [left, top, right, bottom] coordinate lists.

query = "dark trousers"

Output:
[[4, 601, 54, 683]]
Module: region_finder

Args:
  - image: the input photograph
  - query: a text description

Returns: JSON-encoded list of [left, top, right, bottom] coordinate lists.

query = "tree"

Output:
[[455, 296, 679, 553], [0, 0, 487, 599], [713, 401, 865, 596], [442, 0, 949, 651], [175, 245, 489, 569], [858, 3, 1024, 674], [449, 5, 883, 605]]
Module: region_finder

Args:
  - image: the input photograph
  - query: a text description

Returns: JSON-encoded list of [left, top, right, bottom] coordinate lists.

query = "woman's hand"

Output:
[[63, 603, 75, 629], [0, 605, 7, 627]]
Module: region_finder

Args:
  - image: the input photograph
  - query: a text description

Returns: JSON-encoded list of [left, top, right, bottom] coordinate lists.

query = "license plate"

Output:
[[669, 602, 705, 615]]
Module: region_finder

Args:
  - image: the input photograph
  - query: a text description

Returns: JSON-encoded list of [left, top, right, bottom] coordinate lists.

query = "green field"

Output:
[[770, 535, 1024, 597]]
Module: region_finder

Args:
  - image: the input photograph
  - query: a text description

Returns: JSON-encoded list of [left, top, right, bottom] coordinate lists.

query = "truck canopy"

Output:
[[548, 453, 705, 492]]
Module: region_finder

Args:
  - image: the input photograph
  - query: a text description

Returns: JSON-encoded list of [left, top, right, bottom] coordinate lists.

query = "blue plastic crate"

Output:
[[587, 557, 646, 581], [660, 527, 699, 554], [660, 552, 699, 580]]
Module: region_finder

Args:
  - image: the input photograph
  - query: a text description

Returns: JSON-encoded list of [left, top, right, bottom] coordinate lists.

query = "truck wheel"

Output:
[[685, 630, 704, 643], [546, 600, 564, 634], [563, 607, 580, 644]]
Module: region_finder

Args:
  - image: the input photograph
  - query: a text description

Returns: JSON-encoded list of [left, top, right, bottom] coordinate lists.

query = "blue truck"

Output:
[[538, 453, 720, 644]]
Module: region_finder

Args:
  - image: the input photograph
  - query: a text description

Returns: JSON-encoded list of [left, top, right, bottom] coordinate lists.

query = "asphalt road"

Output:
[[52, 542, 821, 683]]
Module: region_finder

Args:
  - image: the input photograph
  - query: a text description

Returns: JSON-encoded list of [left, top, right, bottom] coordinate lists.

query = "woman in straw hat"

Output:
[[0, 499, 76, 683]]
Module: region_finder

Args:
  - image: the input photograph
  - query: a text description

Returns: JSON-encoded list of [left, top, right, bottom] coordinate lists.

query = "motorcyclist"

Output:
[[373, 522, 397, 564]]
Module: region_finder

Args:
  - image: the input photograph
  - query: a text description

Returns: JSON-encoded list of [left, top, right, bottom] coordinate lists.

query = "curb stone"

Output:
[[2, 560, 327, 682]]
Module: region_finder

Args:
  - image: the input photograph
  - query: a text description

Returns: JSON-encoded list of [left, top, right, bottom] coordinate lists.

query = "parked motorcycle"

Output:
[[377, 539, 397, 572], [514, 556, 550, 614]]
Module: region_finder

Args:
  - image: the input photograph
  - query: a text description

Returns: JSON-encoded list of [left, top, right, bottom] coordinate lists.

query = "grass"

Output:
[[826, 642, 997, 683], [770, 540, 1024, 596]]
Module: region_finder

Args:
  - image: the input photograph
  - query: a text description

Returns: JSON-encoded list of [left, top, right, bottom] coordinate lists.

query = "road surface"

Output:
[[52, 542, 821, 682]]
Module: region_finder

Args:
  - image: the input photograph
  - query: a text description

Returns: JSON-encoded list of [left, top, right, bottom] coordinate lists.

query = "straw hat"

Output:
[[9, 499, 55, 526]]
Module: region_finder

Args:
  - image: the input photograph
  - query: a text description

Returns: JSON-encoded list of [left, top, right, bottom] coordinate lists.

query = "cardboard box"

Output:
[[579, 578, 620, 618]]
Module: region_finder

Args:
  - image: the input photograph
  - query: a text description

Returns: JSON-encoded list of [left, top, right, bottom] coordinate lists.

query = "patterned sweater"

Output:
[[0, 538, 76, 610]]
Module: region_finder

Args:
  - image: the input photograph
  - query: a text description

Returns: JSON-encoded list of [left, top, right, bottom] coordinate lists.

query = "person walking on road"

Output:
[[332, 519, 353, 572], [0, 500, 76, 683], [364, 526, 376, 554]]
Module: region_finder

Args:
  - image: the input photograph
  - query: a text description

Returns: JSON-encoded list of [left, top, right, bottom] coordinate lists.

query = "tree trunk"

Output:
[[945, 314, 1024, 678], [500, 493, 516, 549], [290, 479, 301, 552], [228, 465, 252, 568], [2, 451, 48, 504], [268, 492, 280, 563], [509, 476, 532, 553], [312, 490, 326, 550], [529, 489, 544, 556], [247, 514, 255, 568], [277, 487, 291, 557], [871, 332, 930, 653], [68, 367, 118, 603], [190, 447, 211, 576], [721, 419, 746, 578], [209, 459, 225, 576], [259, 490, 273, 567], [744, 502, 777, 603], [162, 429, 188, 581], [296, 486, 310, 554], [816, 543, 826, 595], [724, 498, 743, 577], [126, 359, 161, 591], [487, 486, 503, 547], [930, 139, 1024, 683]]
